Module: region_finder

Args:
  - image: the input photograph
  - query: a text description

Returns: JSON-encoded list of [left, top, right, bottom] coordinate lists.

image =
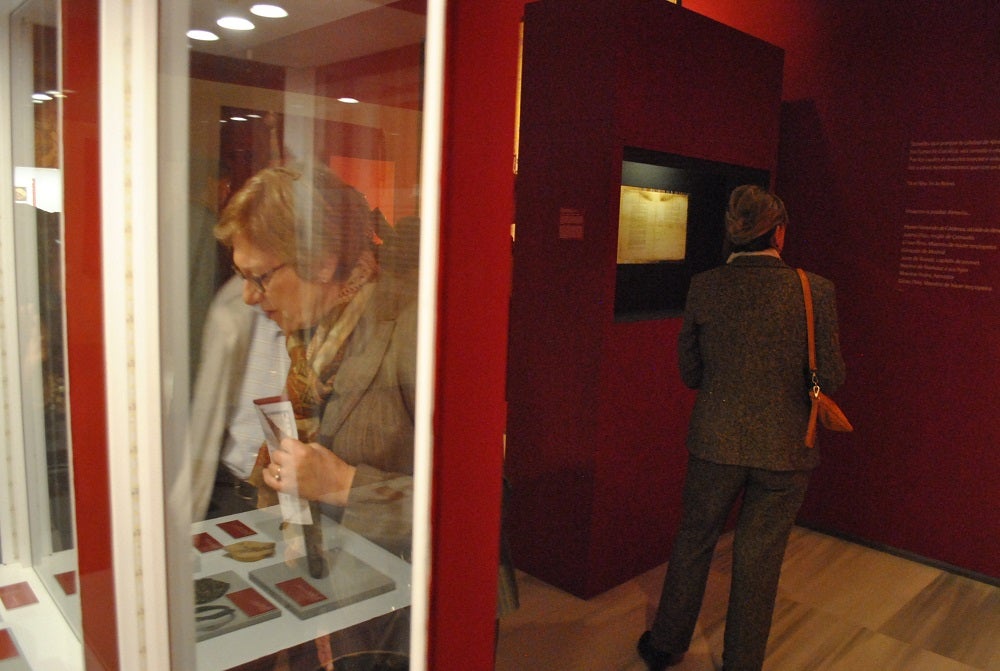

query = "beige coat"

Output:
[[188, 273, 418, 559], [314, 274, 418, 558]]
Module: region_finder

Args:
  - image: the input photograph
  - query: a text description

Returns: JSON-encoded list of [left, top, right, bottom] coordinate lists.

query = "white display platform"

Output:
[[0, 563, 82, 671], [194, 506, 411, 670]]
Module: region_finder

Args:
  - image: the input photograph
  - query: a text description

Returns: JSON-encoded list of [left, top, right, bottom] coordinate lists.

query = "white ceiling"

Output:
[[188, 0, 426, 69]]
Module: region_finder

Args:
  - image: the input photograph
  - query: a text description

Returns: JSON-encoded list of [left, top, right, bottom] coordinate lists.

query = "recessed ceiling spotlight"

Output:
[[338, 97, 360, 104], [187, 29, 220, 41], [217, 16, 255, 31], [230, 116, 248, 121], [251, 4, 288, 18], [32, 92, 53, 101]]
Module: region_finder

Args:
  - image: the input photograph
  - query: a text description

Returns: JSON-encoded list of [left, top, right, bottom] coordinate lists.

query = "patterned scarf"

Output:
[[249, 253, 378, 505], [285, 271, 377, 442]]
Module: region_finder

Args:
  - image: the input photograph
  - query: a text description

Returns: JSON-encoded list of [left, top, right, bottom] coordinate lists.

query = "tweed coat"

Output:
[[678, 254, 845, 471], [315, 271, 418, 558]]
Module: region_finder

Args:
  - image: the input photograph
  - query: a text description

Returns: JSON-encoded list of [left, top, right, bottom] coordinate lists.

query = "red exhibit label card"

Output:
[[0, 582, 37, 610], [227, 588, 277, 617], [55, 571, 78, 596], [193, 532, 224, 553], [217, 519, 256, 538], [0, 629, 19, 660], [276, 577, 327, 607]]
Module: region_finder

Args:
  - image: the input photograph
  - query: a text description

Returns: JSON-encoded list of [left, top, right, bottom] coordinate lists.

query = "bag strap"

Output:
[[796, 268, 820, 391], [797, 268, 821, 447], [796, 268, 817, 373]]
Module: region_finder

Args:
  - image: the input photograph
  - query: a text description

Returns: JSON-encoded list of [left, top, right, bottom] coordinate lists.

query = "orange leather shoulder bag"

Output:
[[797, 268, 853, 447]]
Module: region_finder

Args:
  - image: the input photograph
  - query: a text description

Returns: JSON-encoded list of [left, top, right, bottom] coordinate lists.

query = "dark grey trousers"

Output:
[[650, 456, 810, 671]]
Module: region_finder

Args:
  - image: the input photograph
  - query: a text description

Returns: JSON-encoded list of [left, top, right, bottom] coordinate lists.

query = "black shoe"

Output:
[[637, 631, 684, 670]]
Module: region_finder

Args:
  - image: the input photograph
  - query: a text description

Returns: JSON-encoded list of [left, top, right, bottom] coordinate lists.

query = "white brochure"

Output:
[[253, 396, 313, 525]]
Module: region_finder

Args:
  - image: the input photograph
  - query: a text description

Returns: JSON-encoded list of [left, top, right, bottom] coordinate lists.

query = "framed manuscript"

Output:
[[614, 147, 769, 319]]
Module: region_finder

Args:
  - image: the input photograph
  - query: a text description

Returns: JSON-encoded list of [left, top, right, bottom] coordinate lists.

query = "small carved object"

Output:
[[224, 540, 277, 562], [194, 577, 230, 604]]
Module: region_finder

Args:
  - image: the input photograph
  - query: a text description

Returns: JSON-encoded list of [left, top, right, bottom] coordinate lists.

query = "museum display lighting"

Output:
[[251, 4, 288, 18], [189, 4, 287, 44], [187, 29, 220, 41], [217, 16, 255, 31]]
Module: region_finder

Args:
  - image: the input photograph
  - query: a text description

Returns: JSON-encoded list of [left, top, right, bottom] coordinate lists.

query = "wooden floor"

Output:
[[495, 527, 1000, 671]]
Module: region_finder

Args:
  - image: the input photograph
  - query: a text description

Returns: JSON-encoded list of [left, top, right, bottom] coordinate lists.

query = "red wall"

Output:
[[433, 11, 997, 668], [685, 0, 1000, 579], [505, 0, 785, 598], [427, 3, 522, 669], [62, 1, 119, 669]]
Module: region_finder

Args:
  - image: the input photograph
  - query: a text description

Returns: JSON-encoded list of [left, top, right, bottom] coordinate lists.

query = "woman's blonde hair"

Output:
[[215, 166, 376, 281]]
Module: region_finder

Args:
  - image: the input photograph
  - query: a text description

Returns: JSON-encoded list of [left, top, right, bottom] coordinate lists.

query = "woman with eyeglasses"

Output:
[[212, 165, 417, 668]]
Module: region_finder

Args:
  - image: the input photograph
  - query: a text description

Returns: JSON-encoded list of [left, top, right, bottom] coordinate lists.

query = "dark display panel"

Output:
[[614, 147, 769, 320]]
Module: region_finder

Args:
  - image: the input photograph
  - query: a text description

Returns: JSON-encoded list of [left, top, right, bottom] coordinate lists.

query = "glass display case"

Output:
[[0, 0, 83, 667], [0, 0, 442, 668], [162, 2, 431, 667]]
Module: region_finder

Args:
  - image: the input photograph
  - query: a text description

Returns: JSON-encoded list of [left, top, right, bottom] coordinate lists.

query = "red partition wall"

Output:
[[431, 0, 996, 665], [427, 3, 522, 669], [505, 0, 784, 598], [685, 0, 1000, 579], [62, 0, 119, 669]]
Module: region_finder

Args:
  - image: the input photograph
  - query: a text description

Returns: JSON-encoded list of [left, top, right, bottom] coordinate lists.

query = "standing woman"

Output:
[[638, 185, 846, 671], [215, 165, 417, 666]]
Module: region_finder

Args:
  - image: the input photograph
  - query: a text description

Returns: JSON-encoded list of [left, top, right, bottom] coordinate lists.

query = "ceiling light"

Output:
[[32, 92, 53, 101], [230, 116, 248, 121], [217, 16, 255, 31], [251, 4, 288, 18], [187, 29, 220, 41], [338, 97, 360, 104]]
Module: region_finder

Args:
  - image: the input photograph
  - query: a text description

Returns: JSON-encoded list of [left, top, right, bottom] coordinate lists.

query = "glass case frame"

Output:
[[0, 0, 444, 668]]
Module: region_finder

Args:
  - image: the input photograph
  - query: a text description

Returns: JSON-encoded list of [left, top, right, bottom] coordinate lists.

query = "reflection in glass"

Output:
[[178, 2, 425, 667], [9, 0, 81, 638]]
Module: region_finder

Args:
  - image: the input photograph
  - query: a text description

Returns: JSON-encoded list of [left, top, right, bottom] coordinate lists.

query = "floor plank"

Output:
[[496, 527, 1000, 671]]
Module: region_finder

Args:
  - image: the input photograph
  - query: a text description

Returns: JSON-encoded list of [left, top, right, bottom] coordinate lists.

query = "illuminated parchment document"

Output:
[[616, 186, 689, 263]]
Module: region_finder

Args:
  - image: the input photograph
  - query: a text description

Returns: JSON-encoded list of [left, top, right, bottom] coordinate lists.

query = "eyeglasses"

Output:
[[233, 262, 287, 294]]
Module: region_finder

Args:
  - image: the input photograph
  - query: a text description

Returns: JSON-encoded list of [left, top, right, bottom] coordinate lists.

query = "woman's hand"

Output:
[[263, 437, 357, 506]]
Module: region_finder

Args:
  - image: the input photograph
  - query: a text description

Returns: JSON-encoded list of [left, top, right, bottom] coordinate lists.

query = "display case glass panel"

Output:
[[162, 2, 429, 667], [1, 0, 83, 666]]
